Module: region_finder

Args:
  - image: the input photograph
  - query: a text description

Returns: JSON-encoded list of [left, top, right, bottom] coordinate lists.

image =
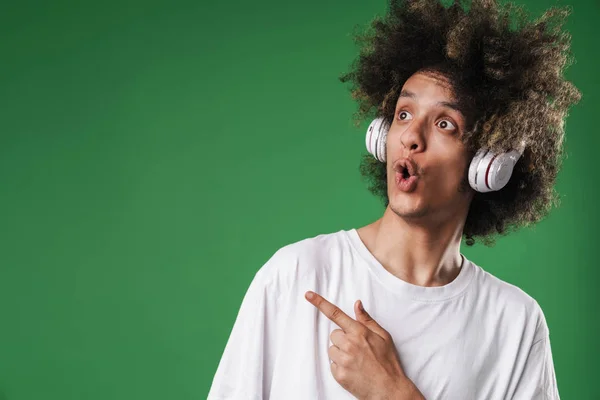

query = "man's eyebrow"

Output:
[[437, 101, 464, 115], [398, 89, 465, 116], [398, 90, 417, 100]]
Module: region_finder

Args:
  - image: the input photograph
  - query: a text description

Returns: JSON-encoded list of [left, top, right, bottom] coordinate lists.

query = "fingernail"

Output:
[[306, 291, 314, 300], [358, 300, 364, 311]]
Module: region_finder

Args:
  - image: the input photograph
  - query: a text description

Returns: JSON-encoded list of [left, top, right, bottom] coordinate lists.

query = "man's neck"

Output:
[[356, 207, 466, 287]]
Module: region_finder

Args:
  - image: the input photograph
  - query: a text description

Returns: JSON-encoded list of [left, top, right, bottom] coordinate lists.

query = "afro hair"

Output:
[[339, 0, 582, 246]]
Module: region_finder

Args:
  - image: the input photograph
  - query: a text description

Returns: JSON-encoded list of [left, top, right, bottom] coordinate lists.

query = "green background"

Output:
[[0, 0, 597, 398]]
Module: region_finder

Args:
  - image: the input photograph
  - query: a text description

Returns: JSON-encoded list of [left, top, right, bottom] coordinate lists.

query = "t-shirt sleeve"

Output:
[[511, 303, 560, 400], [207, 255, 285, 400]]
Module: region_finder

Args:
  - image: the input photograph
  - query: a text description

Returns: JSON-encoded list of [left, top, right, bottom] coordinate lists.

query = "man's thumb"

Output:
[[355, 300, 372, 320], [355, 300, 391, 340]]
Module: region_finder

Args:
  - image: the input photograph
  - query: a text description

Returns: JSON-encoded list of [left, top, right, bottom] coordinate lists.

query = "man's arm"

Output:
[[511, 302, 559, 399], [207, 265, 282, 400], [510, 334, 559, 399], [385, 376, 426, 400]]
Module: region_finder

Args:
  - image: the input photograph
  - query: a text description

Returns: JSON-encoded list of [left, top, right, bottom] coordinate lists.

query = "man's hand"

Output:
[[305, 291, 425, 400]]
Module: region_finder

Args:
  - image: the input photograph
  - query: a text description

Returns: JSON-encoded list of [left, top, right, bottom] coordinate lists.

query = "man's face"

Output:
[[386, 71, 474, 223]]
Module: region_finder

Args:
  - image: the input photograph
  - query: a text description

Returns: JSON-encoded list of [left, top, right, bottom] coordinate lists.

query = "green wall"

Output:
[[0, 0, 597, 398]]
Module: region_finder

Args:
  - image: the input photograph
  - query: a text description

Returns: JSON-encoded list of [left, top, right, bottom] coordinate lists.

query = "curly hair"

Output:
[[339, 0, 582, 246]]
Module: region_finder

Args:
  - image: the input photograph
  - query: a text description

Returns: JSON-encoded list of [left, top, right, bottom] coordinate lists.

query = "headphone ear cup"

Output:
[[486, 150, 521, 191], [365, 117, 388, 162], [476, 151, 499, 193], [366, 120, 377, 159], [377, 125, 387, 162], [468, 149, 489, 192], [469, 148, 522, 192]]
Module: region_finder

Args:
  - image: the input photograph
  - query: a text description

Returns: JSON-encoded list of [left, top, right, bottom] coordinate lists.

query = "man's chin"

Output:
[[389, 201, 429, 220]]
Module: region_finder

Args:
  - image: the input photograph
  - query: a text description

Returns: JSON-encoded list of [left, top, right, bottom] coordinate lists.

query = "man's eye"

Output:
[[398, 110, 413, 120], [437, 119, 456, 130]]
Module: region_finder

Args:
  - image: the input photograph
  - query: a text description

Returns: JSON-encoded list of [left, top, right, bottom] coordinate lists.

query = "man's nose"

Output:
[[399, 119, 426, 153]]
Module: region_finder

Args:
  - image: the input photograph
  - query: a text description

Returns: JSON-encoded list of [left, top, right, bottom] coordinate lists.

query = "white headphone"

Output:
[[366, 117, 525, 193]]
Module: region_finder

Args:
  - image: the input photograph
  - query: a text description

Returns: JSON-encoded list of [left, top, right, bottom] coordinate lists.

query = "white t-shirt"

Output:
[[207, 229, 559, 400]]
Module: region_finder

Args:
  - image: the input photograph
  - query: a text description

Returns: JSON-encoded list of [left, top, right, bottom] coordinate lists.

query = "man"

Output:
[[207, 0, 580, 398]]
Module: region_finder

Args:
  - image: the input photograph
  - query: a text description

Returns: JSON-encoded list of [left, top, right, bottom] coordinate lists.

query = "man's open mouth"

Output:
[[401, 167, 411, 179], [394, 158, 417, 179]]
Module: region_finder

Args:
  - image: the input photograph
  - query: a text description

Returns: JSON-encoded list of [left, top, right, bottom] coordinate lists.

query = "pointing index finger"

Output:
[[305, 291, 361, 333]]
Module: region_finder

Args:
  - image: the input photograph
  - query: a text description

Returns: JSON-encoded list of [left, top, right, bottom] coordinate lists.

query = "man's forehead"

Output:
[[400, 72, 455, 98], [397, 72, 465, 115]]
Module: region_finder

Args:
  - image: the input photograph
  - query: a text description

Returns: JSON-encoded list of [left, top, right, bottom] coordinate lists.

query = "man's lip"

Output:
[[395, 171, 419, 192], [393, 158, 418, 177]]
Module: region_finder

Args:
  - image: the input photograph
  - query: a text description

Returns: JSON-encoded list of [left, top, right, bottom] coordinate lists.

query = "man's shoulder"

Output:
[[255, 228, 349, 290], [277, 228, 348, 259], [471, 260, 547, 337], [472, 262, 538, 308]]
